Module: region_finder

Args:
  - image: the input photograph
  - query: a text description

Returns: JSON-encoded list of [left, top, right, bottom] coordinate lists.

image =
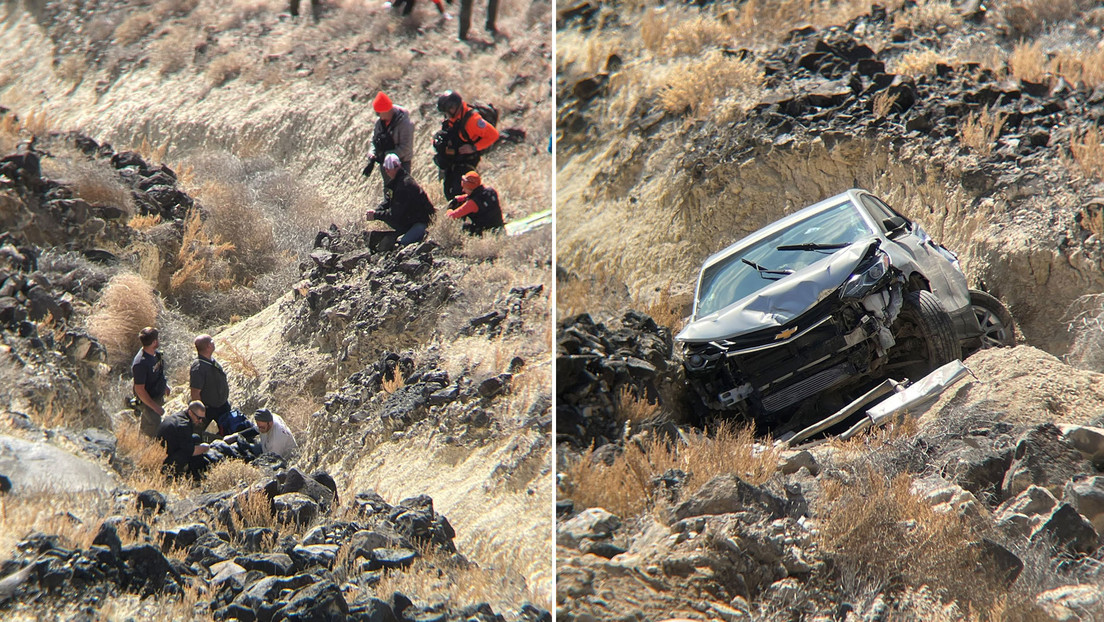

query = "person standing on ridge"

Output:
[[190, 334, 237, 436], [446, 170, 504, 236], [432, 90, 498, 200], [457, 0, 497, 41], [132, 326, 170, 438], [362, 92, 415, 184]]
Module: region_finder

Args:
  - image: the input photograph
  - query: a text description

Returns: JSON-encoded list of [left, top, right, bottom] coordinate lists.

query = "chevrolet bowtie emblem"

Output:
[[775, 327, 798, 340]]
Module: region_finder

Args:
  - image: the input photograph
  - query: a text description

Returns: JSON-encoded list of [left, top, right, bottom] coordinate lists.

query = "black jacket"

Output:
[[376, 169, 435, 232], [158, 411, 197, 473], [461, 185, 504, 234]]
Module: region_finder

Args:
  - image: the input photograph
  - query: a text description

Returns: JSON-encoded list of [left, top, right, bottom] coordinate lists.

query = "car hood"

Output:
[[677, 239, 877, 343]]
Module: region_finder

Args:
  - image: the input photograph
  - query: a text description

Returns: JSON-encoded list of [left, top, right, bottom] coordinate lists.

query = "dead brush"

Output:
[[65, 158, 134, 212], [231, 488, 276, 530], [1071, 125, 1104, 181], [370, 545, 508, 613], [151, 26, 196, 76], [86, 272, 159, 367], [560, 422, 780, 519], [872, 90, 901, 119], [614, 385, 659, 428], [892, 1, 963, 32], [113, 12, 155, 46], [218, 340, 259, 379], [381, 370, 405, 395], [170, 209, 235, 295], [1053, 45, 1104, 89], [638, 283, 687, 332], [0, 490, 112, 557], [892, 50, 941, 78], [127, 213, 163, 231], [1009, 40, 1048, 83], [206, 51, 250, 88], [187, 180, 278, 286], [959, 107, 1007, 157], [660, 16, 730, 58], [816, 467, 1001, 612], [203, 460, 261, 493], [659, 51, 762, 118]]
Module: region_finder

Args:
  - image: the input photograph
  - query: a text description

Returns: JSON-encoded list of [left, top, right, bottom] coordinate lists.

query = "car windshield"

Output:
[[695, 199, 874, 318]]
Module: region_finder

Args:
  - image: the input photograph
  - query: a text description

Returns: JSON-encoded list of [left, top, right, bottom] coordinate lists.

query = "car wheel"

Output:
[[969, 289, 1016, 348], [888, 290, 959, 380]]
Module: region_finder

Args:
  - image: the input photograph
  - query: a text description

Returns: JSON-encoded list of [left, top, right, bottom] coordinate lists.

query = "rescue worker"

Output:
[[361, 92, 415, 183], [458, 0, 497, 40], [158, 401, 211, 481], [432, 90, 498, 200], [189, 334, 234, 435], [132, 326, 170, 438], [366, 154, 435, 250], [289, 0, 321, 20], [446, 170, 504, 236]]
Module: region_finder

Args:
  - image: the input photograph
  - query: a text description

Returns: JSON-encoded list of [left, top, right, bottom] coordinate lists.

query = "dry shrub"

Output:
[[556, 268, 631, 320], [219, 340, 259, 379], [1071, 125, 1104, 181], [817, 468, 998, 611], [1009, 40, 1048, 83], [661, 16, 729, 58], [55, 53, 86, 85], [1052, 45, 1104, 88], [128, 213, 163, 231], [203, 460, 261, 493], [233, 488, 276, 530], [66, 159, 134, 212], [428, 215, 470, 254], [615, 385, 658, 427], [381, 370, 405, 395], [659, 52, 762, 118], [872, 89, 901, 119], [893, 1, 962, 32], [86, 273, 159, 367], [206, 51, 250, 87], [559, 422, 780, 519], [638, 283, 689, 332], [170, 208, 235, 295], [996, 0, 1081, 38], [113, 12, 155, 46], [959, 107, 1007, 157], [371, 549, 509, 613], [0, 490, 111, 559], [641, 7, 673, 52], [893, 49, 942, 77], [188, 181, 279, 286]]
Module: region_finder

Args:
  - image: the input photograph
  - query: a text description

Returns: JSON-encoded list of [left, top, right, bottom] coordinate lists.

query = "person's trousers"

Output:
[[289, 0, 320, 19], [138, 396, 164, 438], [458, 0, 498, 39], [399, 222, 428, 245]]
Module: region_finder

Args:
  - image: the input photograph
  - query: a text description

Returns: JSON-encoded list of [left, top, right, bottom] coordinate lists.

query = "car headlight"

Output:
[[840, 250, 891, 299]]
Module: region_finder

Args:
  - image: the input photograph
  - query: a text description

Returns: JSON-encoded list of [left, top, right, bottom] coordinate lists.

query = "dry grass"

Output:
[[232, 488, 277, 530], [170, 208, 235, 295], [206, 51, 250, 88], [187, 180, 279, 286], [660, 17, 730, 58], [893, 49, 942, 77], [614, 385, 659, 427], [0, 490, 112, 559], [817, 468, 998, 612], [219, 340, 259, 379], [556, 268, 632, 321], [381, 370, 406, 395], [1009, 40, 1048, 83], [128, 213, 163, 231], [959, 107, 1007, 157], [559, 423, 780, 519], [86, 272, 159, 367], [65, 159, 135, 212], [659, 52, 762, 119], [370, 546, 526, 614], [1071, 126, 1104, 182], [995, 0, 1083, 38], [637, 283, 688, 332], [113, 12, 156, 46], [893, 1, 962, 32], [203, 460, 261, 493], [55, 53, 86, 86], [1052, 45, 1104, 88]]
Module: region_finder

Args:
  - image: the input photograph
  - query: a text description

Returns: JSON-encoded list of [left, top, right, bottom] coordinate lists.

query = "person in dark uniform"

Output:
[[289, 0, 321, 20], [432, 90, 498, 200], [190, 334, 233, 435], [158, 401, 211, 481], [132, 326, 170, 438], [446, 170, 504, 236], [366, 154, 436, 250], [458, 0, 497, 40]]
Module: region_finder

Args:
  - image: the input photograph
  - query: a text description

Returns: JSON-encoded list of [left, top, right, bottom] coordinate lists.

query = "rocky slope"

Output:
[[556, 1, 1104, 620], [0, 0, 553, 618]]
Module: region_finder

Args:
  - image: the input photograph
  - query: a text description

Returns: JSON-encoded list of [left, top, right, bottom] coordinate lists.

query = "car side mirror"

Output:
[[884, 216, 908, 237]]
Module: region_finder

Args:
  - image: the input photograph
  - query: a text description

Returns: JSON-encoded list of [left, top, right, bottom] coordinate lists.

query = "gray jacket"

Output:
[[369, 105, 415, 165]]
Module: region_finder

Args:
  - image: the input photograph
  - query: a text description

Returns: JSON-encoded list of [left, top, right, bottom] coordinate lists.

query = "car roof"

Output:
[[699, 188, 872, 272]]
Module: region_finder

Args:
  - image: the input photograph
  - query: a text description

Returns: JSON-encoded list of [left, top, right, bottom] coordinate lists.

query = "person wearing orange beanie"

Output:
[[446, 170, 504, 236], [362, 91, 415, 184]]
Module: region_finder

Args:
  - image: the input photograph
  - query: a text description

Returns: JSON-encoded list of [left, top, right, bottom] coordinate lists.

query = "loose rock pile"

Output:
[[556, 310, 679, 450], [1, 476, 549, 621]]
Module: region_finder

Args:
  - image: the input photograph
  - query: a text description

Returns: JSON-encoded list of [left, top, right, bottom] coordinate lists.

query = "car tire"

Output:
[[969, 289, 1017, 348], [891, 290, 959, 379]]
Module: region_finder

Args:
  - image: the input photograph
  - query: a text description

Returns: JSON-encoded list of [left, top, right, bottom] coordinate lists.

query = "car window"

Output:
[[695, 200, 874, 318], [860, 194, 907, 231]]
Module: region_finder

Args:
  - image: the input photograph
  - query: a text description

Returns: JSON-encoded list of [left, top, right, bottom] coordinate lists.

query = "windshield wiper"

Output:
[[741, 258, 794, 280], [776, 242, 851, 252]]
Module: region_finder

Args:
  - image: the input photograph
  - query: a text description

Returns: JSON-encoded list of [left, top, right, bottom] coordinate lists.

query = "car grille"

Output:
[[760, 362, 853, 412]]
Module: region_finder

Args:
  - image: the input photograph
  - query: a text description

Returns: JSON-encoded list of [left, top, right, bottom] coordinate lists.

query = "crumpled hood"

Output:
[[677, 239, 877, 343]]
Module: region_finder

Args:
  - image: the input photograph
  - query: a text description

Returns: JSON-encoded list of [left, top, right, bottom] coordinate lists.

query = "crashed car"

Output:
[[677, 188, 1014, 429]]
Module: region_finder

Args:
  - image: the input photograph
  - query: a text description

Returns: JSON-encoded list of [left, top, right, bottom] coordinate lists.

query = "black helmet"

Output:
[[437, 90, 462, 113]]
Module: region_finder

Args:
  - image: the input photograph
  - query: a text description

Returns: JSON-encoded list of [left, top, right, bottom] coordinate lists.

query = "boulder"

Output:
[[274, 493, 319, 527], [667, 474, 788, 523], [1031, 504, 1098, 555], [120, 543, 180, 595], [557, 508, 621, 548], [1002, 424, 1089, 499], [0, 435, 119, 492], [1059, 424, 1104, 463], [366, 547, 418, 571], [1035, 584, 1104, 622], [1064, 475, 1104, 533], [234, 553, 295, 576], [277, 581, 349, 621]]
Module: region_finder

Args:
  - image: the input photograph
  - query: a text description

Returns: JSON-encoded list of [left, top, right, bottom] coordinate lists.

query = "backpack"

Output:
[[468, 102, 498, 128], [217, 409, 252, 437]]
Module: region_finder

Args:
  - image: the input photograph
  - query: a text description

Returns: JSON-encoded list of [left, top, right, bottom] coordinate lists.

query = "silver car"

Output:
[[677, 189, 1014, 428]]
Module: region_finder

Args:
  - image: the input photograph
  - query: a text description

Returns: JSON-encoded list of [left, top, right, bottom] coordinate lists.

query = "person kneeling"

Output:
[[158, 401, 212, 481], [366, 154, 435, 252], [445, 171, 503, 236]]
